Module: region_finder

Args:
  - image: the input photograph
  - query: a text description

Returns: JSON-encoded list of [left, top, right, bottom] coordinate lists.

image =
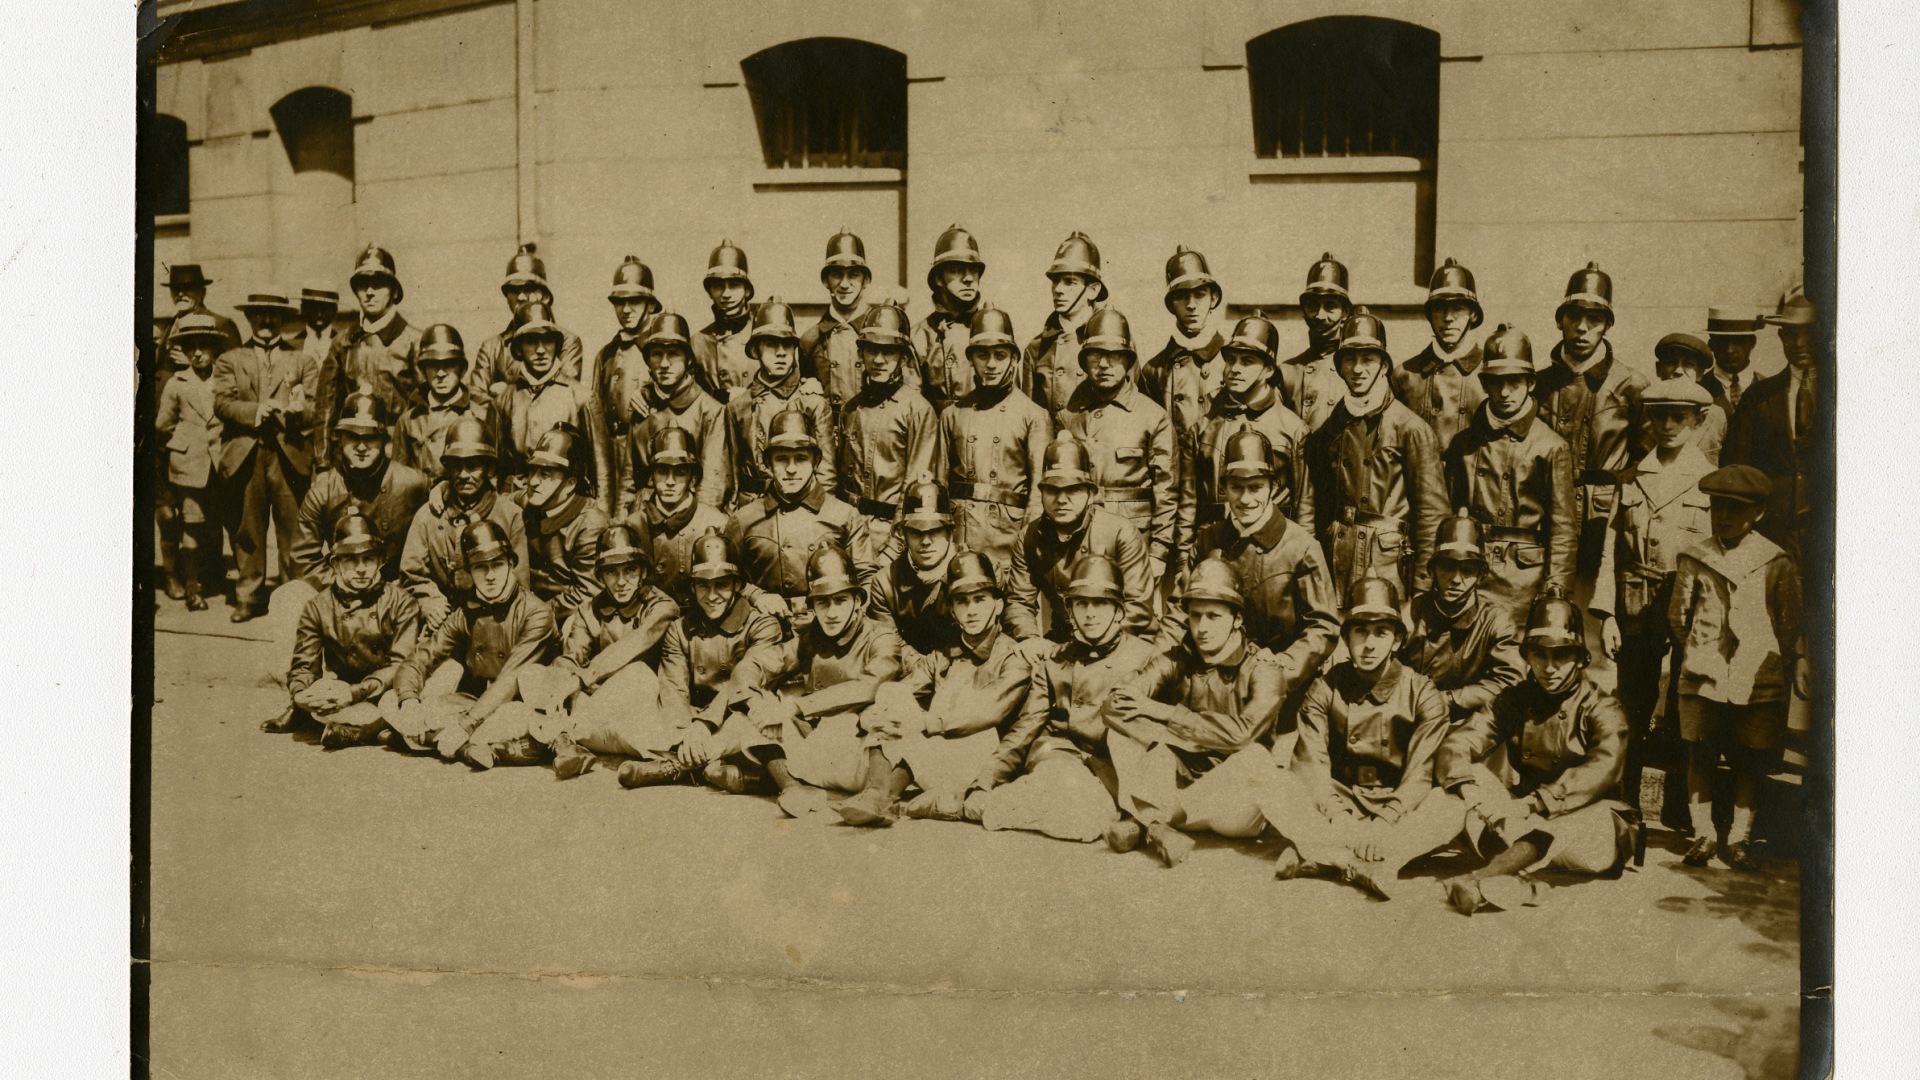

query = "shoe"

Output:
[[1442, 877, 1485, 916], [550, 733, 593, 780], [775, 784, 833, 819], [902, 791, 967, 821], [835, 787, 899, 827], [1143, 823, 1195, 868], [1341, 858, 1396, 901], [164, 575, 187, 601], [1682, 835, 1717, 867], [619, 758, 689, 789], [1725, 839, 1762, 873], [1478, 874, 1542, 911], [1104, 818, 1143, 852], [230, 605, 256, 624], [962, 790, 987, 823], [260, 707, 299, 734], [700, 761, 750, 794], [320, 722, 360, 748], [184, 592, 208, 612], [1273, 846, 1306, 880], [463, 741, 496, 770]]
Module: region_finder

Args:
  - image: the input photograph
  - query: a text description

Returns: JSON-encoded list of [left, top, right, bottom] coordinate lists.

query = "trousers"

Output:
[[1261, 770, 1466, 873], [1109, 739, 1286, 838], [974, 735, 1120, 842], [228, 447, 309, 607]]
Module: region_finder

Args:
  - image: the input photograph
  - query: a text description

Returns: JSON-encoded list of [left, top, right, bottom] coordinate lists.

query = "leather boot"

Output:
[[1104, 818, 1143, 852], [619, 758, 689, 789], [463, 740, 496, 770], [835, 786, 899, 827], [1144, 823, 1195, 868], [260, 705, 300, 734], [701, 761, 750, 794], [1442, 876, 1485, 916], [550, 732, 593, 780], [902, 790, 968, 821], [164, 573, 187, 601], [1682, 834, 1717, 867]]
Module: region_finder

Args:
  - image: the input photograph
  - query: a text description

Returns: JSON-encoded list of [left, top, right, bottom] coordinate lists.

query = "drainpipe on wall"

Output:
[[515, 0, 536, 244]]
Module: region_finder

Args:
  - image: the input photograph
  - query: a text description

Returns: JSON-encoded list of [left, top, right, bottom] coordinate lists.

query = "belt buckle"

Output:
[[1357, 765, 1380, 787]]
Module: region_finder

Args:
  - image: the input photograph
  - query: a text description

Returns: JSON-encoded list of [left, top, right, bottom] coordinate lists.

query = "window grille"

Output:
[[1247, 17, 1439, 160], [742, 38, 907, 170]]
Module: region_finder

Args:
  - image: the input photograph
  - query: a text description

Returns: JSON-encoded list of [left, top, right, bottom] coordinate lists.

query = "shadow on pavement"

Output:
[[1652, 995, 1799, 1080]]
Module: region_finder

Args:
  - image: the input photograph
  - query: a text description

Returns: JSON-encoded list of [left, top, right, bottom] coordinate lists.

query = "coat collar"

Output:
[[1336, 658, 1403, 704], [646, 494, 699, 534], [1407, 338, 1483, 377], [649, 377, 703, 413], [772, 479, 828, 513], [1685, 531, 1786, 582], [358, 309, 406, 346], [1163, 326, 1226, 362], [705, 310, 750, 338], [750, 364, 805, 399], [1624, 444, 1713, 509], [822, 303, 872, 330], [950, 622, 1006, 665], [432, 482, 498, 522], [1215, 380, 1280, 417], [1482, 397, 1540, 439], [532, 490, 586, 536]]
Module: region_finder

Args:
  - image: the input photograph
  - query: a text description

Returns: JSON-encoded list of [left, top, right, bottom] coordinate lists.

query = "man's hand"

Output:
[[673, 729, 714, 771], [1349, 819, 1392, 862], [750, 590, 789, 622], [1107, 686, 1170, 723], [391, 699, 427, 741], [1148, 557, 1168, 589], [1600, 616, 1622, 661]]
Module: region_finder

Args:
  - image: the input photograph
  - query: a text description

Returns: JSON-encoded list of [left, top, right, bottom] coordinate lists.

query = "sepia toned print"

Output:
[[138, 1, 1829, 1076]]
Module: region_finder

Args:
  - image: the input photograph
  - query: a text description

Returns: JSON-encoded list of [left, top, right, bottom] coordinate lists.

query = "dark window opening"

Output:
[[146, 113, 190, 217], [741, 38, 907, 170], [1247, 17, 1439, 159], [270, 86, 355, 182]]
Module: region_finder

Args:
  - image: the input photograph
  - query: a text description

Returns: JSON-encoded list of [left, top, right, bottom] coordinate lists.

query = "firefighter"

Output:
[[1393, 257, 1488, 450], [394, 325, 497, 484], [468, 243, 587, 400], [291, 388, 430, 590], [1401, 516, 1525, 721], [728, 406, 871, 623], [802, 228, 881, 416], [631, 426, 732, 606], [317, 246, 421, 462], [693, 239, 757, 400], [1025, 232, 1107, 417], [866, 476, 966, 656], [1139, 245, 1229, 438], [398, 416, 531, 636], [1181, 315, 1313, 555], [1007, 438, 1156, 647], [521, 425, 611, 614], [911, 224, 988, 408], [838, 303, 940, 566], [595, 256, 662, 508], [728, 297, 837, 507], [623, 311, 731, 516], [1274, 252, 1352, 431], [938, 305, 1052, 571], [494, 301, 613, 516]]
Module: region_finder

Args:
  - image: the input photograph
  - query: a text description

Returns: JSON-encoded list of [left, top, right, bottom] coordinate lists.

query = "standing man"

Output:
[[1698, 307, 1765, 415], [727, 298, 837, 507], [1440, 324, 1577, 629], [694, 239, 757, 400], [291, 390, 430, 588], [289, 286, 343, 375], [161, 263, 240, 364], [469, 244, 587, 399], [1303, 308, 1447, 608], [631, 427, 732, 606], [1025, 232, 1107, 417], [1140, 245, 1228, 438], [624, 312, 731, 516], [595, 256, 662, 510], [398, 417, 531, 636], [1181, 315, 1313, 553], [1275, 253, 1352, 431], [1055, 308, 1178, 597], [394, 325, 496, 485], [1393, 257, 1487, 450], [318, 245, 422, 461], [1007, 438, 1155, 646], [214, 287, 321, 622], [1723, 285, 1820, 562], [838, 304, 940, 567], [729, 407, 871, 622], [493, 302, 612, 514], [802, 228, 879, 416], [912, 224, 988, 409], [1533, 262, 1649, 616], [521, 426, 612, 614], [939, 305, 1052, 571]]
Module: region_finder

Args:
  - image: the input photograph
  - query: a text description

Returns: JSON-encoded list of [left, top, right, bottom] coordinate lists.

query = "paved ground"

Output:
[[146, 600, 1803, 1079]]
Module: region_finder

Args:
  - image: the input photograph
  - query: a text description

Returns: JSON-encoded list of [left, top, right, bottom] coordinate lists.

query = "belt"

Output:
[[1338, 508, 1406, 532], [1577, 469, 1618, 486], [1099, 485, 1152, 503], [951, 480, 1024, 506], [1484, 525, 1544, 544], [858, 497, 899, 520]]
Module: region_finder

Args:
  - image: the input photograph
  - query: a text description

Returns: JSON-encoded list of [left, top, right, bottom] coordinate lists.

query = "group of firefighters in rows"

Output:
[[150, 224, 1817, 912]]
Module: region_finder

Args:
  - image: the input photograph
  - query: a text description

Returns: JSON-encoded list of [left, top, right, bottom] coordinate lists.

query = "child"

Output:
[[269, 514, 421, 744], [1668, 465, 1804, 872], [154, 312, 228, 610], [1401, 515, 1524, 719]]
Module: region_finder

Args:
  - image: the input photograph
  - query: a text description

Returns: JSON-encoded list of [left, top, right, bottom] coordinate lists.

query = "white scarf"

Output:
[[1342, 378, 1393, 418], [360, 308, 397, 337]]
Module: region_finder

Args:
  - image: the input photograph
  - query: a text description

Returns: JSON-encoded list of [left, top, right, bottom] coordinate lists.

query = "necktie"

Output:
[[1795, 369, 1815, 443], [1724, 372, 1742, 410]]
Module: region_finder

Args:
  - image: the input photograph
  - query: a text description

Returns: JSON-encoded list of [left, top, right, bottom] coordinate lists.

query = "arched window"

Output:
[[270, 86, 354, 182], [741, 38, 907, 170], [1247, 17, 1439, 160], [145, 113, 190, 217]]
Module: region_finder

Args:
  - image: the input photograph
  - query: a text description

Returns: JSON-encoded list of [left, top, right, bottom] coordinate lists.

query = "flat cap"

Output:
[[1642, 377, 1712, 408], [1698, 465, 1772, 504], [1654, 333, 1711, 366]]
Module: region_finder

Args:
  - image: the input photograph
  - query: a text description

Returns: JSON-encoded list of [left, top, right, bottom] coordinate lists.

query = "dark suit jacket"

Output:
[[1720, 368, 1811, 556], [213, 340, 321, 479]]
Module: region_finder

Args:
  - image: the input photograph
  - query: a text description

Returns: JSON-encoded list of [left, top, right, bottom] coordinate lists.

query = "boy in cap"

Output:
[[912, 225, 987, 408], [595, 256, 662, 501], [631, 426, 733, 606], [803, 228, 881, 415], [391, 520, 559, 770], [1262, 577, 1462, 899], [694, 240, 758, 399], [1433, 587, 1634, 914], [398, 416, 531, 636], [1393, 258, 1488, 450], [1181, 315, 1314, 553], [938, 305, 1053, 571], [1667, 465, 1804, 872], [1275, 253, 1353, 430], [1652, 333, 1729, 462], [1007, 437, 1156, 647], [267, 514, 422, 743], [1140, 245, 1229, 438], [1401, 516, 1525, 720], [1302, 307, 1447, 610], [837, 552, 1036, 826], [623, 311, 732, 516], [1056, 308, 1179, 595], [291, 389, 430, 589], [1025, 232, 1107, 416], [156, 312, 231, 609], [520, 425, 611, 613], [394, 325, 496, 484], [1594, 378, 1718, 817], [728, 298, 837, 506], [970, 554, 1160, 841], [839, 303, 940, 565], [215, 286, 322, 621], [319, 245, 422, 459], [496, 302, 613, 515], [729, 406, 871, 622], [1102, 554, 1293, 867], [470, 244, 586, 399], [1441, 323, 1577, 630]]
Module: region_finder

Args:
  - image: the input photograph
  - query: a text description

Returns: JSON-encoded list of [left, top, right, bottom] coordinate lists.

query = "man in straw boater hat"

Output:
[[469, 243, 587, 400], [693, 239, 759, 400], [839, 302, 940, 566], [214, 285, 321, 622], [1263, 576, 1463, 900], [1432, 585, 1637, 915], [494, 301, 613, 516], [1101, 553, 1294, 868], [154, 311, 231, 609], [728, 297, 837, 507], [1651, 331, 1729, 462], [1393, 257, 1489, 450], [939, 304, 1053, 571], [729, 405, 870, 625], [1274, 252, 1353, 431], [394, 324, 496, 484], [1302, 307, 1447, 611], [263, 513, 421, 744], [623, 309, 732, 516], [911, 224, 988, 408], [1696, 306, 1766, 414], [1007, 436, 1156, 648], [1440, 322, 1577, 631], [398, 415, 530, 637], [519, 424, 611, 613], [1723, 283, 1821, 563], [835, 551, 1037, 827], [1055, 307, 1179, 599], [803, 227, 883, 416], [1140, 245, 1229, 439], [1024, 231, 1108, 417], [318, 245, 422, 461], [1180, 314, 1313, 556], [1400, 515, 1525, 722], [595, 256, 662, 507]]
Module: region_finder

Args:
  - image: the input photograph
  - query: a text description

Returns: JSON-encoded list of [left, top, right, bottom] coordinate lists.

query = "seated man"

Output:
[[521, 424, 612, 613], [631, 426, 732, 607], [291, 387, 430, 588], [1433, 586, 1635, 914], [867, 475, 965, 656], [1103, 555, 1290, 867], [969, 555, 1160, 842], [729, 406, 870, 622], [524, 524, 681, 780], [1262, 577, 1461, 899], [1401, 516, 1524, 719], [834, 552, 1034, 826], [399, 417, 530, 636], [390, 520, 559, 770], [1007, 437, 1155, 648], [267, 514, 421, 744]]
